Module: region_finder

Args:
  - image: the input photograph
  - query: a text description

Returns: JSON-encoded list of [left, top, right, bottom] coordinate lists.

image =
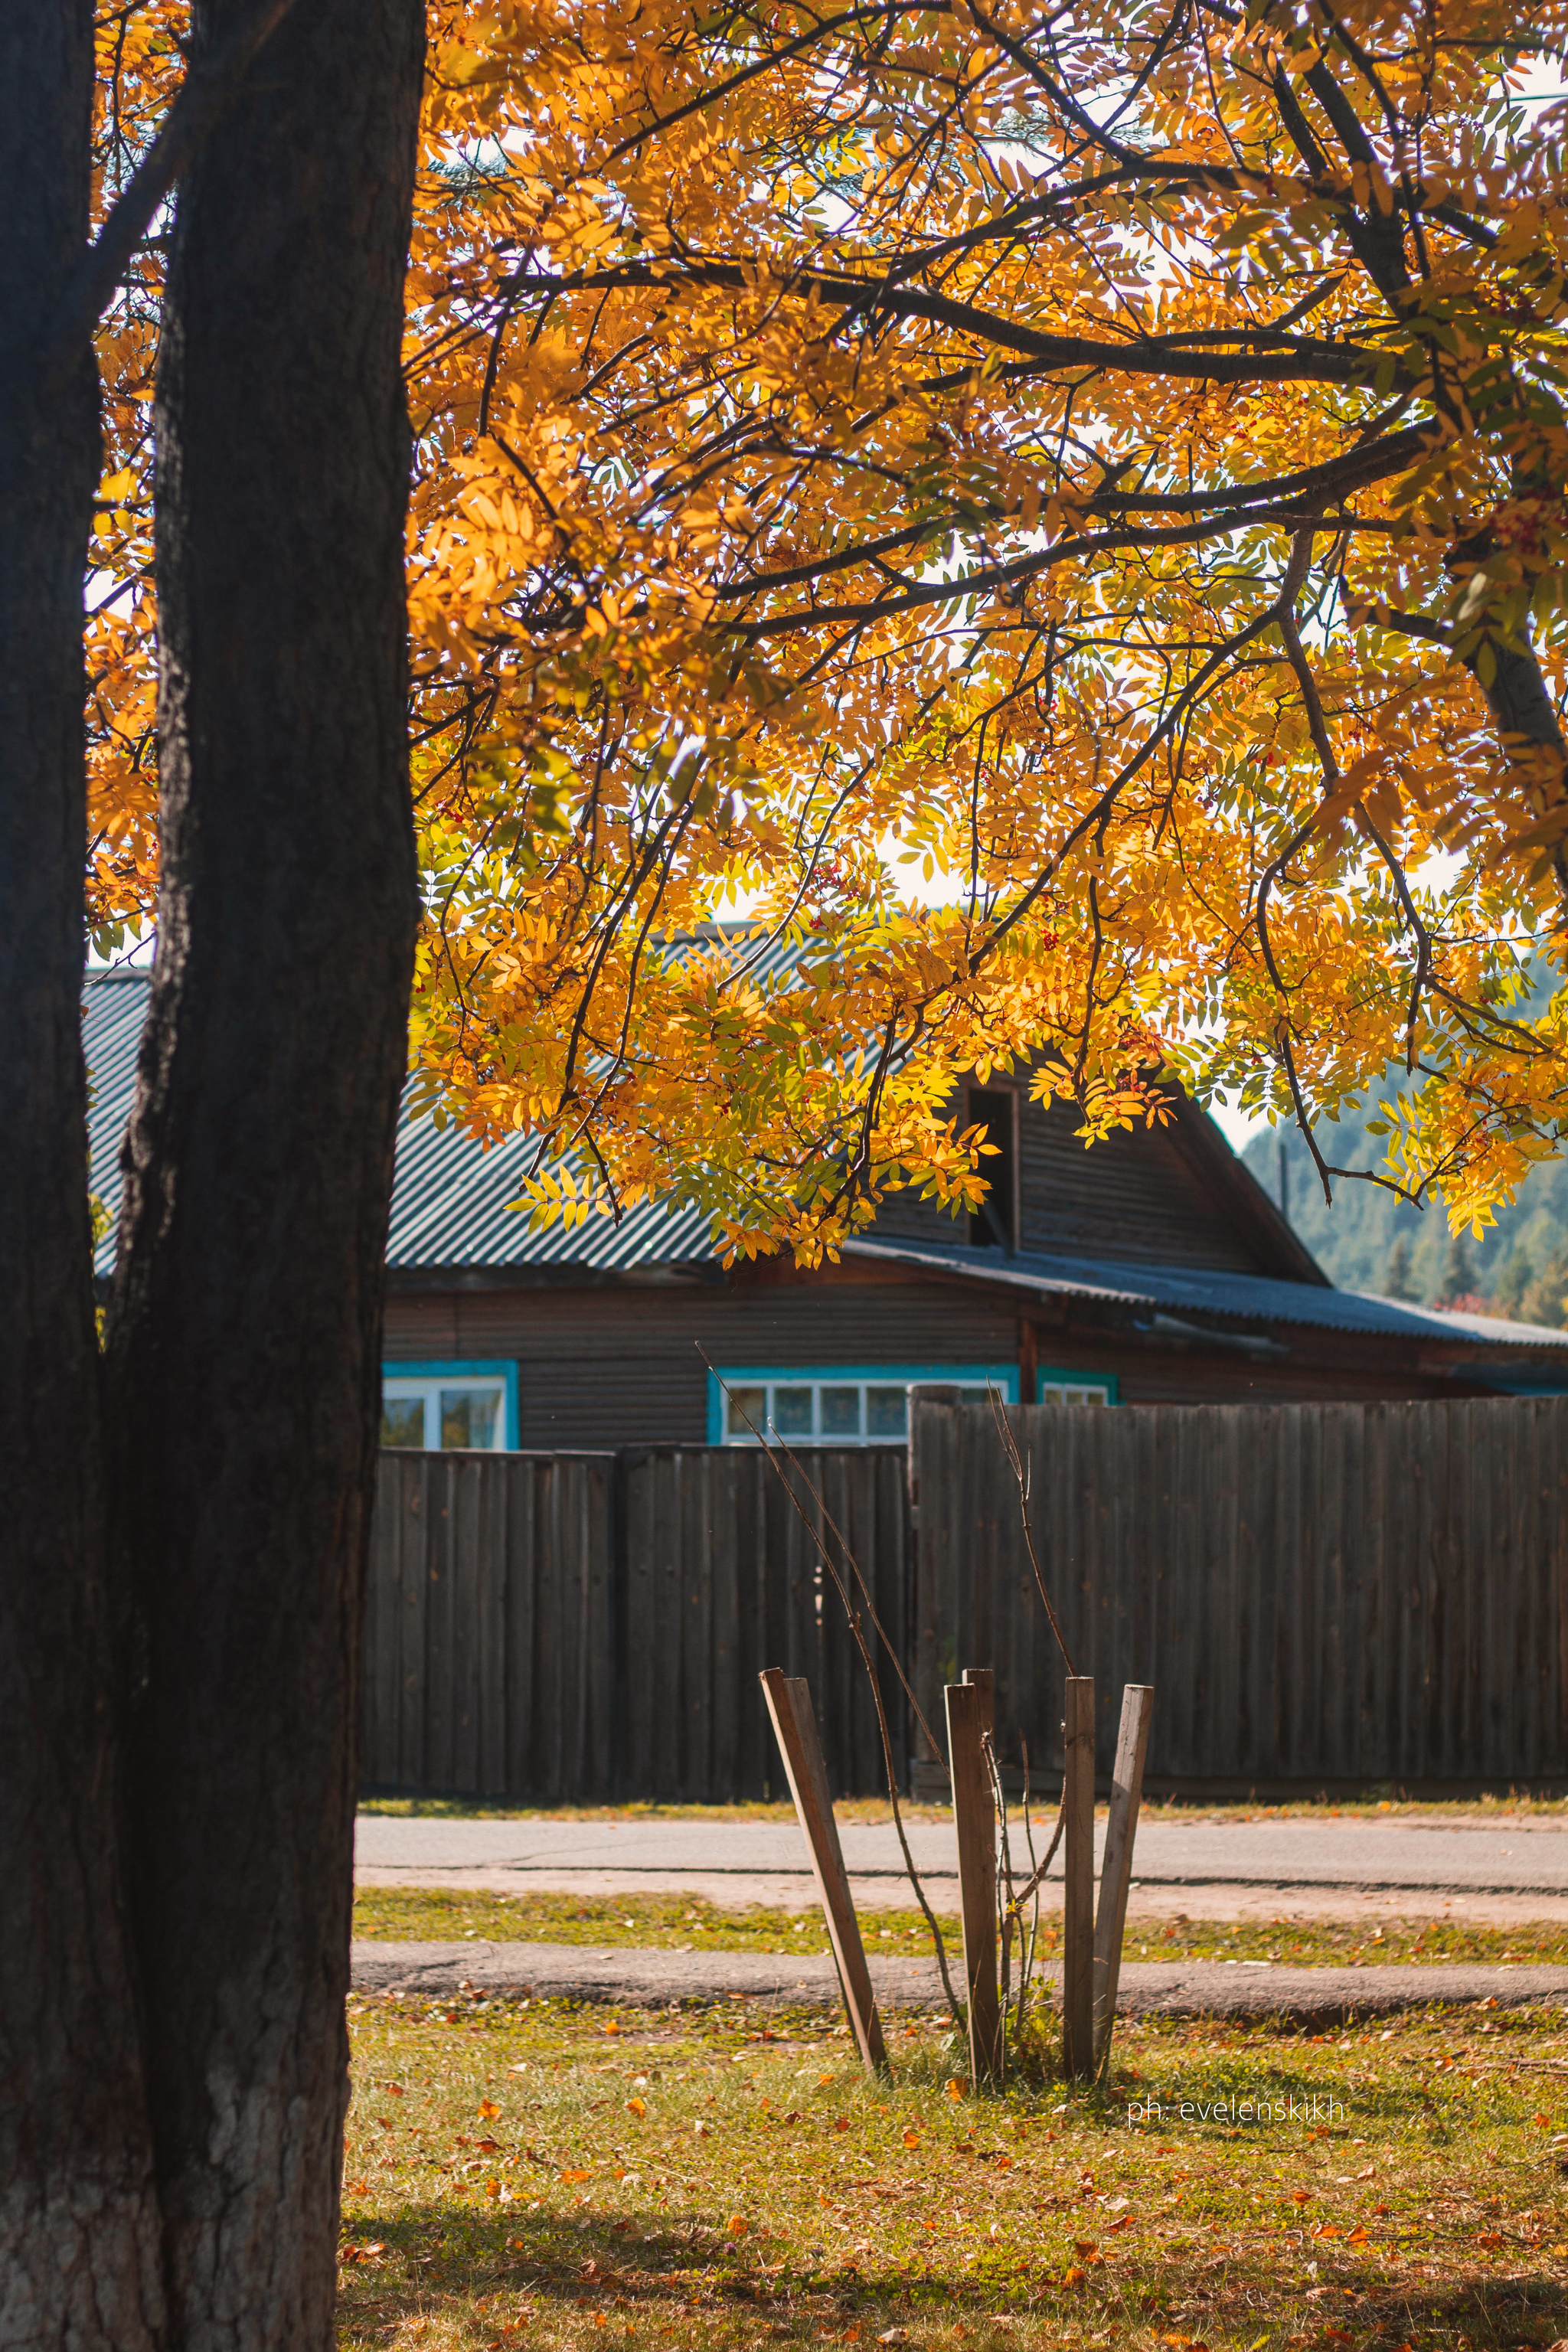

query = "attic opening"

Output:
[[966, 1086, 1017, 1252]]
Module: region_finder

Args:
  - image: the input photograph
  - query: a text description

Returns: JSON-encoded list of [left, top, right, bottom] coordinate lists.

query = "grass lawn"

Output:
[[351, 1889, 1568, 1971], [338, 1988, 1568, 2352]]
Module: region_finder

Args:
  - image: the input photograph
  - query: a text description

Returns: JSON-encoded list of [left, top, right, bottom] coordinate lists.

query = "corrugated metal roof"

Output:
[[845, 1234, 1568, 1353], [83, 966, 720, 1279], [84, 969, 152, 1277], [82, 968, 1568, 1361]]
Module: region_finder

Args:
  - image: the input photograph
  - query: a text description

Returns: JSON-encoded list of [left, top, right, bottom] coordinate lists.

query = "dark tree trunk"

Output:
[[103, 0, 423, 2339], [0, 8, 165, 2342]]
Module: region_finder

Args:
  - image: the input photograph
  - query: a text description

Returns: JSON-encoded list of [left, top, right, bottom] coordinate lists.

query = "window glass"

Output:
[[865, 1386, 908, 1439], [714, 1370, 1018, 1445], [381, 1396, 426, 1449], [726, 1385, 766, 1440], [819, 1386, 861, 1439], [1040, 1380, 1112, 1407], [440, 1386, 501, 1450], [772, 1386, 814, 1438]]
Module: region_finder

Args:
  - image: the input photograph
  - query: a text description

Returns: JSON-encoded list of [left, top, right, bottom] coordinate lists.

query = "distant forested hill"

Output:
[[1240, 1102, 1568, 1325]]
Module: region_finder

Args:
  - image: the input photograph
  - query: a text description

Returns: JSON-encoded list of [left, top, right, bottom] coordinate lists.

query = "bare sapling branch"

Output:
[[702, 1351, 965, 2032], [988, 1388, 1077, 1676]]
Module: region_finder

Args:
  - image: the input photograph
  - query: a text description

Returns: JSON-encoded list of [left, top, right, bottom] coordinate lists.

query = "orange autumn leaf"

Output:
[[83, 0, 1568, 1259]]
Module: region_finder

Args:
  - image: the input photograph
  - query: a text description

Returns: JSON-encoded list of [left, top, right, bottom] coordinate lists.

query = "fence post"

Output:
[[1062, 1674, 1096, 2080], [1093, 1684, 1154, 2072], [760, 1669, 887, 2070], [946, 1675, 1003, 2087]]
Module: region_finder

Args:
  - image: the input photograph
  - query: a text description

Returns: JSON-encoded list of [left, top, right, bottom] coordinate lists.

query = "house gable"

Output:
[[870, 1065, 1325, 1283]]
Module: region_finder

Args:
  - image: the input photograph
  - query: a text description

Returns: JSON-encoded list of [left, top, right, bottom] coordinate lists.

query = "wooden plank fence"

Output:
[[911, 1396, 1568, 1792], [362, 1451, 616, 1802], [361, 1445, 909, 1802]]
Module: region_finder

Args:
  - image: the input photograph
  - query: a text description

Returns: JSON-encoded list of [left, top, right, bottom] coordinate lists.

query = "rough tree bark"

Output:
[[0, 7, 165, 2342], [100, 1, 423, 2343]]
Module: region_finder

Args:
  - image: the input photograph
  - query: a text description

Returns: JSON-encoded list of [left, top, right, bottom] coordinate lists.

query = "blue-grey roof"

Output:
[[82, 967, 1568, 1360], [83, 965, 717, 1280], [845, 1234, 1568, 1353], [85, 968, 150, 1278]]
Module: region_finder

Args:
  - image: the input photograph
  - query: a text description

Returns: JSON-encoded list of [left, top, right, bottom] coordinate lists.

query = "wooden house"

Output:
[[85, 966, 1568, 1452]]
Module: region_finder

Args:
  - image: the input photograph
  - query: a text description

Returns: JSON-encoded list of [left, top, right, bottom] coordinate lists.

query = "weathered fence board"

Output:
[[363, 1444, 909, 1802], [364, 1400, 1568, 1802], [910, 1397, 1568, 1789], [362, 1451, 616, 1801]]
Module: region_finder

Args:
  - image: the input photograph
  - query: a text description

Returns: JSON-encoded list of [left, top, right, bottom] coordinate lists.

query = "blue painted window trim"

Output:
[[707, 1362, 1018, 1446], [1035, 1364, 1120, 1406], [381, 1359, 520, 1451]]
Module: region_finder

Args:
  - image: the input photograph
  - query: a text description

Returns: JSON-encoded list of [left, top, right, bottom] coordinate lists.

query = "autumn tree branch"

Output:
[[44, 0, 302, 390]]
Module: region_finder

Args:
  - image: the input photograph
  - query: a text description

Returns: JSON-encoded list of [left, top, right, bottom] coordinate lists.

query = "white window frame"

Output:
[[381, 1359, 518, 1452], [1036, 1368, 1117, 1406], [709, 1364, 1019, 1447]]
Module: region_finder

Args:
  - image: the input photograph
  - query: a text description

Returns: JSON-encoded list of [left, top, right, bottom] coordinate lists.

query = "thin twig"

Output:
[[44, 0, 302, 390], [987, 1387, 1077, 1675], [703, 1353, 965, 2031]]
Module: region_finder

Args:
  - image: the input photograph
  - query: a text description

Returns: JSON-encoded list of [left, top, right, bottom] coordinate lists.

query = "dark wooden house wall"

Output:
[[871, 1083, 1305, 1275], [385, 1274, 1023, 1449], [384, 1266, 1475, 1452]]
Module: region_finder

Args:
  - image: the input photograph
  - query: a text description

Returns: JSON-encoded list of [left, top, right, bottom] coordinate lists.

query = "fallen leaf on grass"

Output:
[[562, 2167, 592, 2184], [345, 2180, 368, 2197], [903, 2129, 920, 2148], [626, 2099, 646, 2116], [479, 2099, 501, 2118], [341, 2243, 386, 2263]]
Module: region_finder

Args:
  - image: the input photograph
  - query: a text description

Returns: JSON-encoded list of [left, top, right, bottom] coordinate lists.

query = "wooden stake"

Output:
[[759, 1669, 886, 2070], [1093, 1684, 1155, 2071], [946, 1676, 1002, 2086], [1061, 1674, 1096, 2081]]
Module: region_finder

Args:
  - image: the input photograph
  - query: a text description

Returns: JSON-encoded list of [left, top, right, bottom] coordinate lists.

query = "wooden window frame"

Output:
[[707, 1362, 1019, 1446], [381, 1357, 520, 1451], [963, 1076, 1023, 1253]]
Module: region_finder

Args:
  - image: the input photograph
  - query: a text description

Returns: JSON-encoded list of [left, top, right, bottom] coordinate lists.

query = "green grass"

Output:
[[338, 1988, 1568, 2352], [352, 1889, 1568, 1970]]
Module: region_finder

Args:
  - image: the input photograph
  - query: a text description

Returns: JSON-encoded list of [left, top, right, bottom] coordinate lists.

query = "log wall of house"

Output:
[[871, 1086, 1297, 1273], [383, 1266, 1481, 1452]]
